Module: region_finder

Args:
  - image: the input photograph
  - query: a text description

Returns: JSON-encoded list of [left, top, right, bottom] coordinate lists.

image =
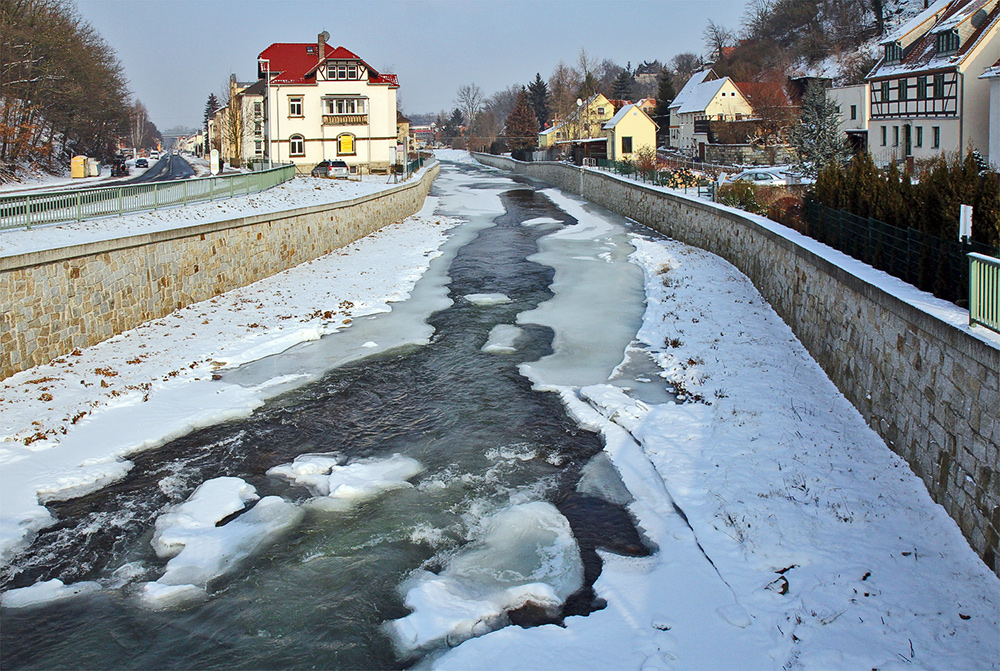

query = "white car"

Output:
[[730, 170, 787, 186]]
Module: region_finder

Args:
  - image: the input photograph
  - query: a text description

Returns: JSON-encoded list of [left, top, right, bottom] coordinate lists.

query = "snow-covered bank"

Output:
[[0, 167, 431, 257], [0, 194, 458, 562], [432, 223, 999, 669]]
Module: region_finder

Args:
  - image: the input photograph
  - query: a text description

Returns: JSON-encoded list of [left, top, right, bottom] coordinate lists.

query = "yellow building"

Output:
[[538, 93, 616, 148], [604, 103, 658, 161]]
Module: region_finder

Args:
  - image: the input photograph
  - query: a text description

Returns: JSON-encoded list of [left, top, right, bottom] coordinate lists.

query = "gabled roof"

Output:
[[257, 42, 398, 87], [603, 103, 659, 130], [668, 69, 716, 111], [870, 0, 1000, 78]]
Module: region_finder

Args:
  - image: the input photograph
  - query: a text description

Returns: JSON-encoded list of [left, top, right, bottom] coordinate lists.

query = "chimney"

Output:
[[317, 31, 328, 66]]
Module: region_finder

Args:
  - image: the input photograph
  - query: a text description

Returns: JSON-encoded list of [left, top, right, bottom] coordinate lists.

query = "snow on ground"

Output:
[[430, 230, 999, 670], [0, 166, 429, 257], [0, 191, 457, 562]]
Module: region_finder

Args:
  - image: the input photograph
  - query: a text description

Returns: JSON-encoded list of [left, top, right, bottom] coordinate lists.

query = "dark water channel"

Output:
[[1, 163, 650, 670]]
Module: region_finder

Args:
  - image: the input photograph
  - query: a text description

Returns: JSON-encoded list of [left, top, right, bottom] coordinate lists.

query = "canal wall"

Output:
[[1, 163, 440, 380], [473, 153, 1000, 576]]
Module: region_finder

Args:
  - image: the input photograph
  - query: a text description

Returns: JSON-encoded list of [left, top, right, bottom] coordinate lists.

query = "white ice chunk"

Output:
[[388, 501, 583, 654], [154, 495, 302, 590], [521, 217, 563, 226], [482, 325, 524, 354], [576, 452, 634, 506], [151, 476, 260, 558], [464, 293, 512, 306], [137, 581, 207, 610], [0, 578, 101, 608], [269, 453, 422, 502]]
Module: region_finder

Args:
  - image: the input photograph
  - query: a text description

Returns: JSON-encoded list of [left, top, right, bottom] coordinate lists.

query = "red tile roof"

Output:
[[257, 43, 398, 87]]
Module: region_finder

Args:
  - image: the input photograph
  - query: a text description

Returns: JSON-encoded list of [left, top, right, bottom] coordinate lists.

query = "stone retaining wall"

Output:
[[1, 164, 439, 379], [475, 153, 999, 576]]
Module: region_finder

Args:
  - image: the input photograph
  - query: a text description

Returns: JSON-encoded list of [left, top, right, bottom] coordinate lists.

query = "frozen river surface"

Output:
[[1, 155, 997, 671]]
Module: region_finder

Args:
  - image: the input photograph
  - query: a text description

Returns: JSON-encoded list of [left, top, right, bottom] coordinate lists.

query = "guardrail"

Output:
[[0, 163, 296, 231], [969, 253, 1000, 333]]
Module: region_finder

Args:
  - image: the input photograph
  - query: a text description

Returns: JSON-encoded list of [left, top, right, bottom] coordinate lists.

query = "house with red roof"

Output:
[[256, 32, 400, 173], [866, 0, 999, 165]]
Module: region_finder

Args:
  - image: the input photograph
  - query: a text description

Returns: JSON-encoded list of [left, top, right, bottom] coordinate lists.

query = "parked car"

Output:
[[135, 158, 148, 168], [730, 170, 787, 186], [311, 160, 350, 178]]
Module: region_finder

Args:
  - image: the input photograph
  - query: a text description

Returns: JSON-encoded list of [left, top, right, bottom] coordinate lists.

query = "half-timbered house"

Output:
[[866, 0, 999, 165], [257, 32, 399, 173]]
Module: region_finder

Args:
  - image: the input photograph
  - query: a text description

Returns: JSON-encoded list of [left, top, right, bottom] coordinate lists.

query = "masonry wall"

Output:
[[1, 164, 439, 379], [475, 153, 999, 576]]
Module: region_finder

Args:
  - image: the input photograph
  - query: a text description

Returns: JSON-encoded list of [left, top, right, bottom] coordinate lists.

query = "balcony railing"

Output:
[[969, 253, 1000, 333], [323, 114, 368, 126]]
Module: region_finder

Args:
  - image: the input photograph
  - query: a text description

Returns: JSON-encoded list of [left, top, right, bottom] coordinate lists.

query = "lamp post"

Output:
[[258, 57, 272, 169]]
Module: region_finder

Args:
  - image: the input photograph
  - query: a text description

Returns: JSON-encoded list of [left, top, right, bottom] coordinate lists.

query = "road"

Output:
[[125, 154, 195, 184]]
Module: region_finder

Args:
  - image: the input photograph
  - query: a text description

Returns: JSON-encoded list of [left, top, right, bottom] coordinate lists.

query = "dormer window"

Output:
[[885, 42, 902, 63], [936, 29, 959, 55], [306, 46, 315, 54]]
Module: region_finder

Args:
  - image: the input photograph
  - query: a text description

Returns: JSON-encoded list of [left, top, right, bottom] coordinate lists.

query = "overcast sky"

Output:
[[76, 0, 752, 131]]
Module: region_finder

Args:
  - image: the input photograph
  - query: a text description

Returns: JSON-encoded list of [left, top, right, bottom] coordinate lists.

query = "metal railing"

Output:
[[804, 201, 999, 307], [0, 163, 296, 231], [969, 253, 1000, 333], [593, 158, 715, 197]]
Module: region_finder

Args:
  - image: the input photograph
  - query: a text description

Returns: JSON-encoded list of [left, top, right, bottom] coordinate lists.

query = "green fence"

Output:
[[593, 158, 715, 198], [969, 253, 1000, 333], [804, 201, 999, 309], [0, 164, 296, 230]]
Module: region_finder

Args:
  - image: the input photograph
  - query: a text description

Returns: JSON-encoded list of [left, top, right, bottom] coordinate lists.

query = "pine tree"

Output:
[[789, 81, 849, 179], [612, 69, 634, 100], [504, 88, 539, 152], [204, 93, 220, 154], [527, 73, 550, 128]]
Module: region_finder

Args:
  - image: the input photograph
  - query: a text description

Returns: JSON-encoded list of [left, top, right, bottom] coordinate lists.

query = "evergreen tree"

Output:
[[789, 81, 849, 178], [503, 88, 539, 152], [204, 93, 221, 154], [654, 71, 676, 140], [527, 73, 550, 127], [612, 69, 634, 100]]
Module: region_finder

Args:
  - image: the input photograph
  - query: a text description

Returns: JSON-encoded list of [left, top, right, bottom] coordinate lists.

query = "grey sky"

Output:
[[76, 0, 752, 130]]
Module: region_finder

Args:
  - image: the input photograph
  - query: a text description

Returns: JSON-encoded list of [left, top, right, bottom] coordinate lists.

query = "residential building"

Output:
[[866, 0, 999, 165], [828, 84, 870, 152], [979, 58, 1000, 165], [667, 69, 754, 156], [257, 32, 400, 173], [537, 94, 615, 148], [217, 76, 266, 168], [603, 103, 658, 161]]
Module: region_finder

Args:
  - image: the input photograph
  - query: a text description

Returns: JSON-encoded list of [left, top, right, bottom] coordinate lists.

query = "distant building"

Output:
[[256, 32, 399, 173], [979, 58, 1000, 166], [828, 84, 870, 153], [537, 94, 615, 148], [866, 0, 999, 165]]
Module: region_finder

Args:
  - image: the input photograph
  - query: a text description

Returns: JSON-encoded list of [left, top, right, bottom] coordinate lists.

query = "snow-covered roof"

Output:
[[603, 104, 634, 129], [668, 69, 715, 111], [980, 57, 1000, 77], [884, 0, 952, 45], [676, 78, 729, 114]]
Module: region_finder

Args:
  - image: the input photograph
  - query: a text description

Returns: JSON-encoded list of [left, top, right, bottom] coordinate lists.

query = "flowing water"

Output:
[[0, 159, 668, 669]]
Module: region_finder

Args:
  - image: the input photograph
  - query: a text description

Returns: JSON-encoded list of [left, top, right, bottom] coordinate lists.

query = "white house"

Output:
[[257, 32, 400, 173], [866, 0, 999, 165], [603, 103, 658, 161], [828, 84, 870, 152], [667, 69, 754, 157], [979, 58, 1000, 166]]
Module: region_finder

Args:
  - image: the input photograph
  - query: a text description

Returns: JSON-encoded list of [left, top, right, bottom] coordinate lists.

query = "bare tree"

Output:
[[548, 61, 581, 122], [703, 20, 735, 62], [670, 52, 702, 77], [455, 83, 485, 128], [220, 76, 248, 166]]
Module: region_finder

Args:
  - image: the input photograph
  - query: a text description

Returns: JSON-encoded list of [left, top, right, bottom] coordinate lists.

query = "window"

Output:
[[850, 104, 857, 120], [253, 102, 262, 117], [254, 140, 263, 155], [621, 136, 633, 154], [936, 29, 959, 55], [916, 126, 923, 147], [337, 133, 356, 155], [326, 98, 366, 115], [597, 107, 605, 115], [898, 79, 907, 101], [290, 134, 305, 156], [881, 80, 890, 101], [289, 97, 303, 117], [885, 42, 902, 63], [348, 64, 358, 80], [881, 126, 887, 146], [893, 126, 899, 146], [337, 64, 347, 79], [933, 73, 944, 98], [306, 46, 315, 54], [254, 121, 262, 136], [932, 126, 940, 148]]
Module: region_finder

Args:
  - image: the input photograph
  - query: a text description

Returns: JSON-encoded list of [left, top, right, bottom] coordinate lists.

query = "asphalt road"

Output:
[[126, 154, 196, 184]]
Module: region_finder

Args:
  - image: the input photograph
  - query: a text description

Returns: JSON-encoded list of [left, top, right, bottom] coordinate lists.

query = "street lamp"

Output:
[[258, 57, 272, 169]]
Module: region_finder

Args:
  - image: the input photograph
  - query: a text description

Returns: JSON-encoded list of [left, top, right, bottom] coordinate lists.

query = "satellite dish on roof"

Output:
[[321, 30, 330, 42], [971, 9, 987, 28]]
